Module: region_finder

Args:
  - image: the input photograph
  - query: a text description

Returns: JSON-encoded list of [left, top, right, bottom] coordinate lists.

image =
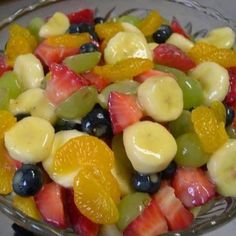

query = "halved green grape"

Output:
[[98, 80, 139, 108], [226, 125, 236, 139], [0, 71, 21, 99], [63, 52, 101, 74], [27, 17, 45, 41], [169, 110, 194, 138], [117, 192, 151, 231], [155, 64, 186, 78], [175, 132, 210, 167], [0, 88, 9, 109], [56, 86, 98, 119], [117, 15, 141, 26]]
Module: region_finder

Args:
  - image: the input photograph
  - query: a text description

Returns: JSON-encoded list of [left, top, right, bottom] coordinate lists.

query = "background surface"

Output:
[[0, 0, 235, 235]]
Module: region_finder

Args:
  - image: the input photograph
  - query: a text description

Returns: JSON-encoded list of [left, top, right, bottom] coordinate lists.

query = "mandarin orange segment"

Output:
[[138, 10, 163, 36], [188, 42, 236, 68], [210, 101, 226, 124], [95, 22, 123, 40], [73, 166, 119, 224], [13, 195, 42, 220], [0, 110, 16, 139], [45, 33, 91, 48], [191, 106, 228, 154], [53, 135, 114, 175], [93, 58, 154, 82]]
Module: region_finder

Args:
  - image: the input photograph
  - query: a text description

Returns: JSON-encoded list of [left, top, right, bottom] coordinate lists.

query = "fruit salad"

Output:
[[1, 6, 236, 236]]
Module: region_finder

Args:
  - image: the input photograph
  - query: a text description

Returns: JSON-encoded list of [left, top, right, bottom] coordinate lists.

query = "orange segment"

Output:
[[13, 195, 42, 220], [95, 22, 123, 40], [53, 136, 114, 175], [210, 101, 226, 124], [0, 110, 16, 139]]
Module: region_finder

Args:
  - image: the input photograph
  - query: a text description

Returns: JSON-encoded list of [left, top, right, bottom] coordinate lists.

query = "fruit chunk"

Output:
[[13, 195, 41, 220], [154, 184, 194, 230], [123, 121, 177, 174], [223, 67, 236, 105], [27, 17, 45, 41], [137, 76, 183, 122], [0, 110, 16, 139], [123, 198, 168, 236], [68, 9, 94, 24], [4, 117, 55, 163], [100, 225, 122, 236], [0, 54, 11, 77], [188, 42, 236, 68], [189, 62, 229, 105], [153, 43, 196, 72], [108, 92, 143, 134], [172, 167, 215, 208], [170, 17, 189, 39], [35, 182, 67, 228], [207, 139, 236, 197]]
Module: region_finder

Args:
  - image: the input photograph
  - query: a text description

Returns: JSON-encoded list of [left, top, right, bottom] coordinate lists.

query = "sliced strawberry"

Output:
[[123, 198, 168, 236], [68, 9, 94, 24], [0, 53, 11, 77], [35, 182, 67, 228], [45, 63, 90, 105], [172, 167, 216, 208], [35, 41, 79, 67], [81, 71, 110, 92], [134, 69, 172, 83], [153, 43, 196, 72], [171, 17, 190, 39], [154, 184, 194, 231], [66, 189, 99, 236], [108, 92, 143, 134], [224, 67, 236, 105]]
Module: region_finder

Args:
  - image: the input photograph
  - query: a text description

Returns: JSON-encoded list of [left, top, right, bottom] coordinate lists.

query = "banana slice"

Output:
[[39, 12, 70, 38], [137, 76, 183, 122], [166, 33, 194, 53], [42, 130, 85, 187], [123, 121, 177, 174], [207, 139, 236, 197], [14, 54, 44, 91], [121, 22, 143, 36], [188, 62, 229, 105], [197, 27, 235, 49], [4, 117, 55, 163], [104, 31, 152, 65]]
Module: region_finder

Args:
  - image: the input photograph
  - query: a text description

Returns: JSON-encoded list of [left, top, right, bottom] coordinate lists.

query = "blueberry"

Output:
[[152, 24, 172, 44], [13, 164, 43, 197], [15, 113, 30, 121], [79, 42, 98, 53], [132, 172, 162, 194], [162, 161, 177, 179], [12, 224, 34, 236], [94, 17, 105, 24], [81, 104, 112, 137], [225, 105, 235, 126], [54, 119, 82, 132], [69, 22, 95, 34], [68, 24, 80, 34]]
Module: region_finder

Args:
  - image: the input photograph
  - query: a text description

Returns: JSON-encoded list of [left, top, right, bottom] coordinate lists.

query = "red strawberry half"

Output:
[[154, 184, 194, 231], [0, 53, 11, 77], [153, 43, 196, 72], [224, 67, 236, 105], [123, 198, 168, 236], [45, 63, 90, 105], [172, 167, 216, 208], [68, 9, 94, 24], [35, 182, 67, 228], [108, 92, 143, 134], [171, 17, 190, 39]]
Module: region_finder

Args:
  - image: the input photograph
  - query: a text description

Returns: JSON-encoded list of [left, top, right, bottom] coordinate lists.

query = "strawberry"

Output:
[[0, 53, 11, 77], [108, 92, 143, 134], [35, 41, 79, 67], [224, 67, 236, 105], [153, 43, 196, 72], [68, 9, 94, 24], [66, 189, 99, 236], [123, 199, 168, 236], [134, 69, 172, 83], [171, 17, 190, 39], [35, 182, 67, 228], [154, 184, 194, 231], [45, 63, 90, 105], [81, 71, 110, 92], [172, 167, 216, 208]]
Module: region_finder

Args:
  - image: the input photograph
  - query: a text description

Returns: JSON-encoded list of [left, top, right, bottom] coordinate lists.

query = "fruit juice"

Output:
[[0, 6, 236, 236]]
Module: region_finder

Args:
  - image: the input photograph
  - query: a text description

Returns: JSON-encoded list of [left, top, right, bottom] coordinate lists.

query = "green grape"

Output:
[[154, 64, 186, 78], [169, 110, 194, 138], [63, 52, 101, 74], [0, 88, 9, 109], [56, 86, 98, 119], [27, 17, 45, 41], [117, 15, 141, 26], [117, 192, 151, 231], [0, 71, 21, 99], [98, 80, 139, 108], [112, 134, 134, 196], [175, 132, 210, 167], [226, 125, 236, 139]]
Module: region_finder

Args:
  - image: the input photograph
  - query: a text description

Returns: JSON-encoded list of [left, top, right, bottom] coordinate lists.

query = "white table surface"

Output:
[[0, 0, 236, 235]]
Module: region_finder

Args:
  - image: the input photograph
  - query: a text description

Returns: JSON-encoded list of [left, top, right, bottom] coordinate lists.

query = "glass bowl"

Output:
[[0, 0, 236, 235]]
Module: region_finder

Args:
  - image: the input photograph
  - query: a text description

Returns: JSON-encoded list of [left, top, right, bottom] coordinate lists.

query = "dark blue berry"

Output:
[[68, 24, 80, 34], [54, 119, 82, 132], [13, 164, 43, 197], [162, 161, 177, 179], [81, 104, 112, 137], [69, 23, 95, 34], [15, 113, 30, 122], [132, 172, 162, 194], [79, 42, 98, 53], [94, 17, 105, 24], [225, 105, 235, 126], [152, 24, 172, 44], [12, 224, 34, 236]]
